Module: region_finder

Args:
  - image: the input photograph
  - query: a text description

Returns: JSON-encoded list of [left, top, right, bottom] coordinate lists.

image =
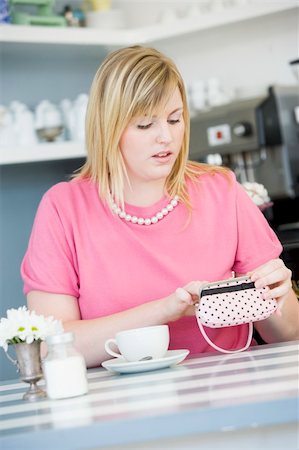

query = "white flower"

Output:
[[0, 307, 63, 352], [242, 182, 271, 206]]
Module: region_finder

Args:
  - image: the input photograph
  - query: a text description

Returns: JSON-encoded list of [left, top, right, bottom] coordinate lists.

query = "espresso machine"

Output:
[[189, 85, 299, 285]]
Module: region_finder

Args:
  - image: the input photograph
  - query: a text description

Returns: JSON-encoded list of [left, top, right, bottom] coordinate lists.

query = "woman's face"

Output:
[[119, 87, 185, 187]]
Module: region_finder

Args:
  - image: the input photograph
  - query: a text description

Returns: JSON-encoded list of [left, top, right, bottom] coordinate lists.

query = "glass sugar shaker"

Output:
[[43, 332, 88, 400]]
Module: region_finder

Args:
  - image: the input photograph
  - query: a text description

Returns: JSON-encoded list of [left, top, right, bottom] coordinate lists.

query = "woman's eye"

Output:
[[137, 123, 152, 129], [168, 119, 181, 125]]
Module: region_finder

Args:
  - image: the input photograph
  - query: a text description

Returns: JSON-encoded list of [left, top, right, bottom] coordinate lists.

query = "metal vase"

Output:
[[10, 341, 46, 401]]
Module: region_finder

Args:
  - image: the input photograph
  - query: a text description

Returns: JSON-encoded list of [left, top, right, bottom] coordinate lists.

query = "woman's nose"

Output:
[[156, 123, 172, 145]]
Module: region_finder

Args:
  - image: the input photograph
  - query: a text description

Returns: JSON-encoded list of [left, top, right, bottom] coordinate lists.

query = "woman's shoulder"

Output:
[[186, 162, 236, 191], [36, 177, 99, 224], [44, 177, 96, 201], [38, 178, 99, 218]]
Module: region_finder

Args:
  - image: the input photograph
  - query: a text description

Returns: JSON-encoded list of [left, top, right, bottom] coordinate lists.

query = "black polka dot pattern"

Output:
[[197, 277, 277, 328]]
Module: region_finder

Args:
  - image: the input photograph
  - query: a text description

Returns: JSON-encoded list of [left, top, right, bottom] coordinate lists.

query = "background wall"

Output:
[[0, 5, 297, 380], [158, 9, 297, 96]]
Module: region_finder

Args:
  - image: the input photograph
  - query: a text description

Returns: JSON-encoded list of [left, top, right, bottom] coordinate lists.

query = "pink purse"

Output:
[[195, 275, 278, 353]]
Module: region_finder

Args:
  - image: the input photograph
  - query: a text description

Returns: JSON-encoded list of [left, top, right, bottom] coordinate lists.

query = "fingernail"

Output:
[[263, 288, 270, 297], [175, 288, 190, 302]]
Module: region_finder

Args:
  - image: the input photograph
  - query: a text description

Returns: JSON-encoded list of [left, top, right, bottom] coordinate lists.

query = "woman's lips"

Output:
[[152, 151, 172, 159], [152, 151, 173, 164]]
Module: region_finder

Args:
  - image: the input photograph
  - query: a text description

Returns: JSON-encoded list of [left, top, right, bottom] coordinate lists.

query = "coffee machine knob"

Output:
[[232, 121, 252, 137]]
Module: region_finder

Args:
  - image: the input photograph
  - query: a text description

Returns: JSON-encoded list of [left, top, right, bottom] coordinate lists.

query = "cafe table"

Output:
[[0, 340, 298, 450]]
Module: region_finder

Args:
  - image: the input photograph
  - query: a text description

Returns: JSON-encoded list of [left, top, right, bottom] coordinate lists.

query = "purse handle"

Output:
[[195, 314, 253, 354]]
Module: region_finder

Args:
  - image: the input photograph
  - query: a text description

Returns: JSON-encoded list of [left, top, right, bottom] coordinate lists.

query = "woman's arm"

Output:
[[27, 284, 198, 368], [248, 259, 299, 343], [254, 287, 298, 343]]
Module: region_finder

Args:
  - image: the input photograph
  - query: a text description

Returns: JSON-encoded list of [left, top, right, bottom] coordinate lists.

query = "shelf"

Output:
[[0, 2, 297, 46], [0, 141, 86, 165]]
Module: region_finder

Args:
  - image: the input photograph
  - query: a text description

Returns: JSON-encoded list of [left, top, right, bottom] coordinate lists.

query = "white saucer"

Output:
[[102, 349, 190, 374]]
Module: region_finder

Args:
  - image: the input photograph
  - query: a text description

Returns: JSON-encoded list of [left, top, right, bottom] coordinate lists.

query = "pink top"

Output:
[[21, 171, 282, 354]]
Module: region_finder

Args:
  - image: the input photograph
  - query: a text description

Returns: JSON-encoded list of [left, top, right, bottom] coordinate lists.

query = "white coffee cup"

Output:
[[104, 325, 170, 362]]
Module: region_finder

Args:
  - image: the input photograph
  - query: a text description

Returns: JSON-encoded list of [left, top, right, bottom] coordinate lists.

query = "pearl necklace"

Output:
[[110, 195, 179, 225]]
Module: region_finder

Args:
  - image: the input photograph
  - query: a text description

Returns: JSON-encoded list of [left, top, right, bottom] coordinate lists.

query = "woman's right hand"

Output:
[[164, 281, 205, 321], [27, 282, 207, 367]]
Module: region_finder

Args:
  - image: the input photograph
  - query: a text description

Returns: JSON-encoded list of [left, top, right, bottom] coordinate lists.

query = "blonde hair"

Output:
[[77, 45, 228, 209]]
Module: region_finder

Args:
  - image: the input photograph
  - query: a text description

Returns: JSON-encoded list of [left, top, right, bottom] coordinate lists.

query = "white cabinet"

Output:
[[0, 1, 297, 165], [0, 141, 85, 165]]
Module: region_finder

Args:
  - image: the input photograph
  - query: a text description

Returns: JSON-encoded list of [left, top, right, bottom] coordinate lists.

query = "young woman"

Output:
[[22, 46, 298, 366]]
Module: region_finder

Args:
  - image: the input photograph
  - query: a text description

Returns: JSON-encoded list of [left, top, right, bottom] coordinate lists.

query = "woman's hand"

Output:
[[164, 281, 205, 321], [249, 258, 293, 315]]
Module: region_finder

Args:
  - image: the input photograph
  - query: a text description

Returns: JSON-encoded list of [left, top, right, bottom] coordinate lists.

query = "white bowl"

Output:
[[112, 0, 169, 28], [85, 9, 125, 29]]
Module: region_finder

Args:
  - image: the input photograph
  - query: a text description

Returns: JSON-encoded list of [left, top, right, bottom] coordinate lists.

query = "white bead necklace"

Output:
[[110, 195, 179, 225]]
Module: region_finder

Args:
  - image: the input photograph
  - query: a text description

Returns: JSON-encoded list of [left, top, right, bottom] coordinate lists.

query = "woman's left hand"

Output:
[[249, 258, 293, 314]]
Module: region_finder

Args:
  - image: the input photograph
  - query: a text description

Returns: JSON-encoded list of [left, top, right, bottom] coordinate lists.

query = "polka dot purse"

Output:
[[195, 275, 278, 353]]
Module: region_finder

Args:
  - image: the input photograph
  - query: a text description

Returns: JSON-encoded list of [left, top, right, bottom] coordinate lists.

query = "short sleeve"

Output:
[[21, 188, 79, 297], [233, 181, 282, 274]]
